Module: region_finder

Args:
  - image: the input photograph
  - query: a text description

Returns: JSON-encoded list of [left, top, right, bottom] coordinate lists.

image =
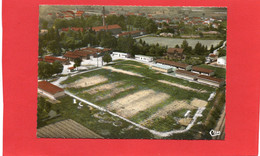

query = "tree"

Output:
[[38, 61, 54, 79], [42, 20, 48, 29], [37, 97, 52, 128], [103, 52, 112, 64], [52, 61, 63, 75], [74, 58, 82, 69]]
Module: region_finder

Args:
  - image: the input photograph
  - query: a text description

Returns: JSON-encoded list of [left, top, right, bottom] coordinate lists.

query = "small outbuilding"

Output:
[[217, 56, 226, 66], [38, 81, 65, 100], [135, 55, 153, 62]]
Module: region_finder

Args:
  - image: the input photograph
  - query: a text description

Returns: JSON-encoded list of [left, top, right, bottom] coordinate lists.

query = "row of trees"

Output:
[[175, 40, 209, 56], [39, 26, 166, 57], [38, 61, 63, 79], [50, 14, 158, 33]]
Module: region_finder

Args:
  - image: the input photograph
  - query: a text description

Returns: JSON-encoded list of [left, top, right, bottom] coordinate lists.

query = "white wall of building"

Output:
[[217, 57, 226, 65], [135, 55, 153, 62]]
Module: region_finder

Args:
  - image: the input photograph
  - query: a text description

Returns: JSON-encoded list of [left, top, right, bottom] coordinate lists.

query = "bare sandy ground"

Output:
[[190, 98, 208, 107], [179, 118, 193, 126], [67, 75, 108, 88], [141, 100, 196, 126], [95, 86, 135, 102], [102, 66, 143, 77], [107, 89, 170, 118], [84, 81, 124, 95], [158, 80, 207, 93]]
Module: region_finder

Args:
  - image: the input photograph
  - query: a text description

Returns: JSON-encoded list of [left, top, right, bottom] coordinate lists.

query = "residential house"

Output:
[[91, 24, 122, 35], [167, 48, 184, 59]]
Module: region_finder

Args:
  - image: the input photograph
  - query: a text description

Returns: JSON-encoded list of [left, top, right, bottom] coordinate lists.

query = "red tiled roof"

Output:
[[167, 48, 184, 54], [118, 31, 141, 37], [71, 27, 83, 32], [209, 54, 217, 57], [68, 67, 75, 70], [91, 24, 121, 32], [175, 70, 199, 77], [198, 75, 224, 83], [64, 52, 81, 59], [38, 81, 64, 95], [191, 66, 214, 74], [156, 59, 189, 69], [64, 48, 111, 59], [44, 56, 68, 63], [126, 12, 135, 16], [76, 11, 84, 14]]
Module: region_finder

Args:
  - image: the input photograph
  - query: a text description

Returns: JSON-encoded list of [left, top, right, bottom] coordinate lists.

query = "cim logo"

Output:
[[209, 130, 221, 137]]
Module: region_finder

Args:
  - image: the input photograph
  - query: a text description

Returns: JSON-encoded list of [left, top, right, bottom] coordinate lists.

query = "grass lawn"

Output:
[[59, 60, 216, 133], [40, 95, 153, 139]]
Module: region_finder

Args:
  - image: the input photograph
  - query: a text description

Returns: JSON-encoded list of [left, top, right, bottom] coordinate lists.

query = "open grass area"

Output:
[[198, 64, 226, 79], [40, 95, 153, 139], [60, 60, 216, 133]]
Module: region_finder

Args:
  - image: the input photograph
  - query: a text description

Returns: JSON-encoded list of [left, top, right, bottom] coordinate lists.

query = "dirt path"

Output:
[[66, 75, 108, 88], [158, 80, 207, 93], [102, 66, 144, 77], [205, 91, 224, 125], [84, 81, 124, 94]]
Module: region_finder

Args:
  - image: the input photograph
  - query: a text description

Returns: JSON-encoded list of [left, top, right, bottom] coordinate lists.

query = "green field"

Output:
[[138, 37, 222, 49], [61, 60, 216, 133]]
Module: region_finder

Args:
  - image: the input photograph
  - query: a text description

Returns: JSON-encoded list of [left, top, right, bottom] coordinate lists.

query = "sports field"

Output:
[[61, 60, 216, 132], [138, 37, 222, 49]]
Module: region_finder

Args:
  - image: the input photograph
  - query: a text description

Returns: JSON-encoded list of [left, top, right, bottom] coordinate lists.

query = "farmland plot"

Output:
[[66, 75, 108, 88], [107, 89, 170, 118]]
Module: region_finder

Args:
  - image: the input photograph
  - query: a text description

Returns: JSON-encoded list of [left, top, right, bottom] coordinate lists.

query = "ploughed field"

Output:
[[138, 37, 222, 49], [61, 60, 216, 132]]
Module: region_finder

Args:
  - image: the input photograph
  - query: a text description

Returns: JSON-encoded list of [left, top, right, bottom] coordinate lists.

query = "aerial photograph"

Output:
[[37, 5, 227, 140]]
